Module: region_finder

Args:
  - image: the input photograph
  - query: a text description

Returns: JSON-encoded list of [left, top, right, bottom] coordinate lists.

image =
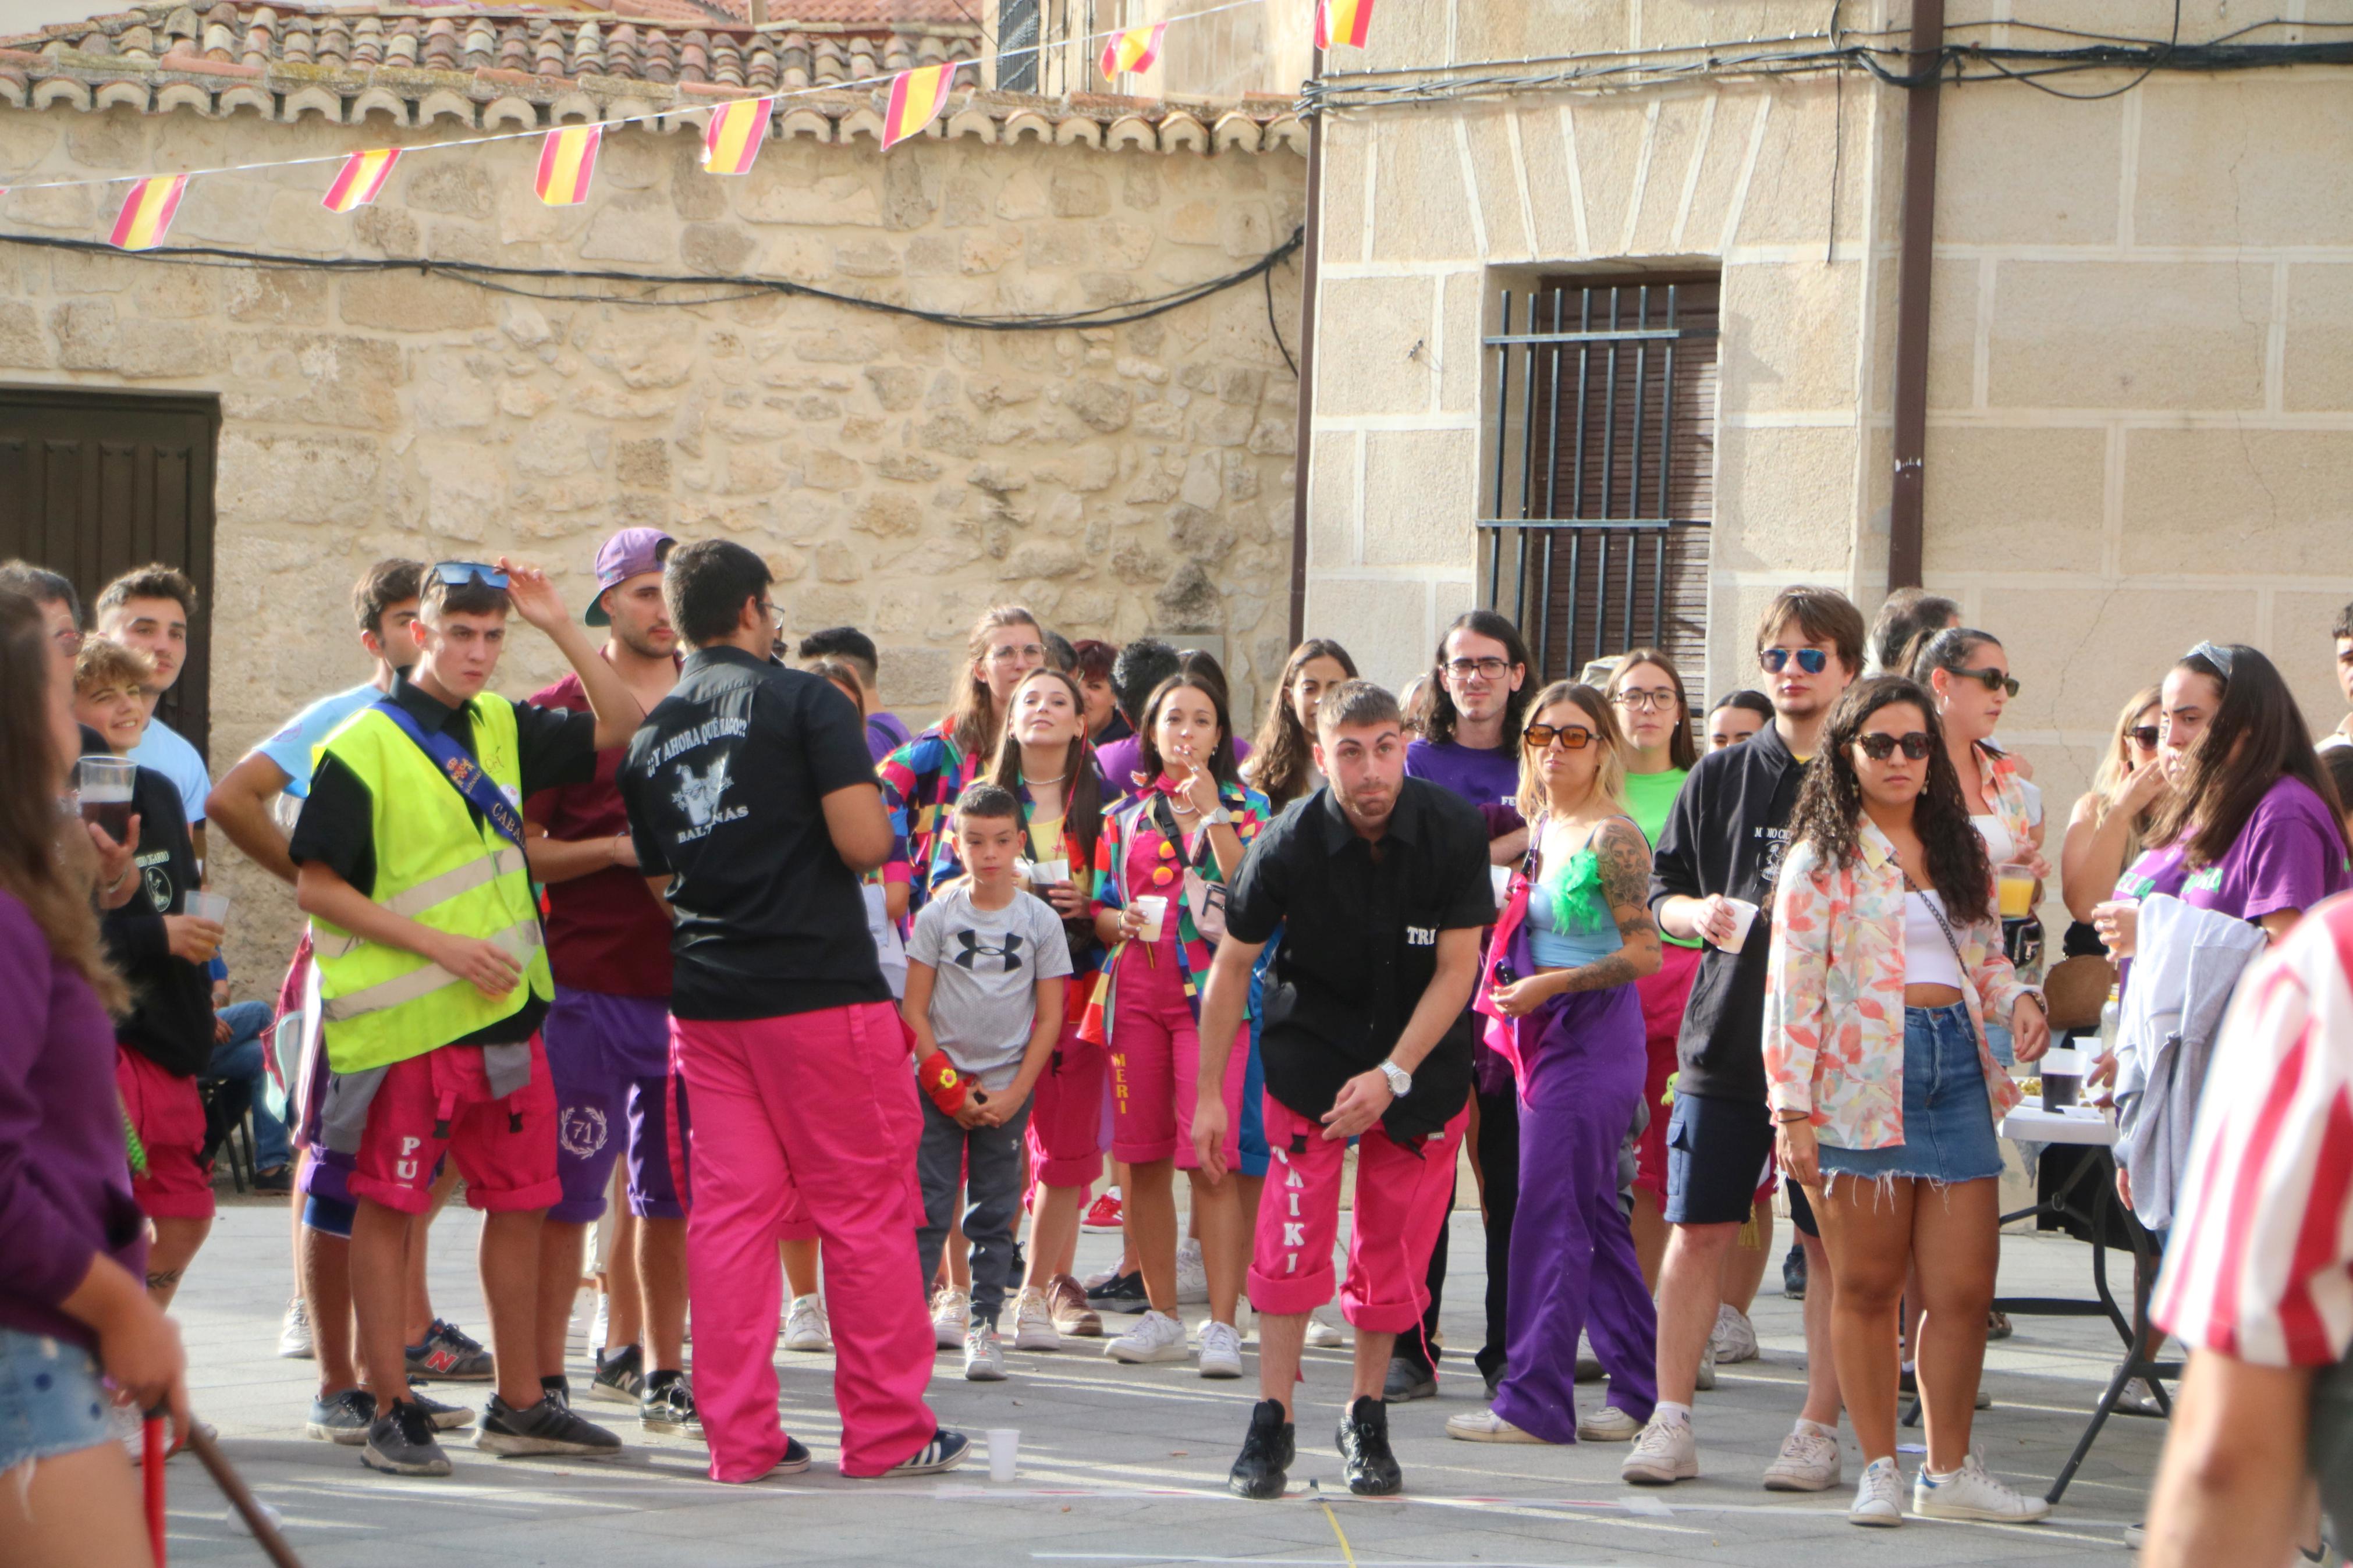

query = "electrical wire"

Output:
[[1263, 257, 1296, 378]]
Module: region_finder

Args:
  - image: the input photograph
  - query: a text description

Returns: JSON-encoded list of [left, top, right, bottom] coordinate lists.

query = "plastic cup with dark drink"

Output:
[[77, 756, 137, 844]]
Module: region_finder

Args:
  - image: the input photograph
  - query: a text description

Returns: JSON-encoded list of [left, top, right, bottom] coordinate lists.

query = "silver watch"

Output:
[[1378, 1060, 1411, 1098]]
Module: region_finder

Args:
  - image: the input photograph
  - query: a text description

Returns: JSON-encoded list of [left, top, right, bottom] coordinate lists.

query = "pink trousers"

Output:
[[670, 1001, 936, 1481]]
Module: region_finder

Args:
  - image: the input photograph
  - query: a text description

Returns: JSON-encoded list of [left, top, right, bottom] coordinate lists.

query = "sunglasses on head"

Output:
[[1523, 722, 1596, 752], [429, 561, 509, 590], [1855, 731, 1934, 762], [1952, 665, 2021, 698], [1760, 647, 1829, 675], [2127, 724, 2160, 749]]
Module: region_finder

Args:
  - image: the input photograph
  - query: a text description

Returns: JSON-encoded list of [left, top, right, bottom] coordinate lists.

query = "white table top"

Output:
[[2000, 1103, 2118, 1146]]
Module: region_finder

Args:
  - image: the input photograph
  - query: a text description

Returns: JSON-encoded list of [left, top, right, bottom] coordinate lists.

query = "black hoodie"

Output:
[[98, 765, 215, 1079], [1646, 719, 1811, 1104]]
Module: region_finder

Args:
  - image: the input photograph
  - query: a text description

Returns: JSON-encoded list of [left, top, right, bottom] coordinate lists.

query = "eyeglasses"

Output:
[[987, 642, 1047, 666], [1445, 656, 1514, 681], [1522, 723, 1596, 752], [1855, 731, 1934, 762], [1612, 688, 1678, 713], [429, 561, 509, 590], [754, 599, 783, 630], [1952, 665, 2021, 698], [1759, 647, 1829, 675], [2127, 724, 2160, 750]]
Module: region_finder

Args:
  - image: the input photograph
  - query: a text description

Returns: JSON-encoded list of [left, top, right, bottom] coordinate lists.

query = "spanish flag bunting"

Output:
[[881, 61, 959, 150], [108, 175, 187, 251], [701, 96, 773, 176], [534, 123, 602, 207], [321, 148, 400, 214], [1098, 22, 1167, 78], [1314, 0, 1375, 49]]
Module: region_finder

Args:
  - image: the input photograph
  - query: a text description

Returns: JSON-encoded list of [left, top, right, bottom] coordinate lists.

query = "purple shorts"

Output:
[[545, 986, 684, 1224]]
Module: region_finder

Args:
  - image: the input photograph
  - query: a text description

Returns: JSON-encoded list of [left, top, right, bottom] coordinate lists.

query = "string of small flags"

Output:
[[1, 0, 1377, 253]]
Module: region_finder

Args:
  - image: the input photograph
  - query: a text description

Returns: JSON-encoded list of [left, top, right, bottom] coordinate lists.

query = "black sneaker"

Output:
[[1338, 1395, 1401, 1496], [406, 1384, 473, 1431], [475, 1393, 624, 1459], [406, 1319, 494, 1382], [362, 1399, 452, 1477], [883, 1428, 971, 1477], [1228, 1398, 1294, 1501], [757, 1437, 814, 1480], [1381, 1354, 1436, 1403], [641, 1373, 701, 1438], [1084, 1271, 1150, 1316], [1783, 1243, 1808, 1301], [306, 1387, 377, 1445], [591, 1344, 644, 1406]]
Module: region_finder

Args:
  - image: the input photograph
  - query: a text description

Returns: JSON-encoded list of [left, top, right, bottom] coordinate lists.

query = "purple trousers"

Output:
[[1490, 982, 1658, 1443]]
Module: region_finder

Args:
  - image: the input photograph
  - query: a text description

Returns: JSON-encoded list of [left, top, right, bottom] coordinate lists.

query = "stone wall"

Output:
[[0, 99, 1303, 979]]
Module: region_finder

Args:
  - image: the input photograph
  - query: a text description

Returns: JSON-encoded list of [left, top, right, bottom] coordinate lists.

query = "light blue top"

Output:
[[1526, 821, 1624, 972], [127, 716, 210, 826], [252, 682, 380, 798]]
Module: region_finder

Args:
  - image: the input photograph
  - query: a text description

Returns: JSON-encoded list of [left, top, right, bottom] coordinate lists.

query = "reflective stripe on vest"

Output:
[[308, 844, 529, 962], [318, 916, 543, 1022]]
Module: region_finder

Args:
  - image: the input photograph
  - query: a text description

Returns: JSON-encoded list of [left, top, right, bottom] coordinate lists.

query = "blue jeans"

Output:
[[0, 1328, 113, 1471], [206, 1000, 290, 1171]]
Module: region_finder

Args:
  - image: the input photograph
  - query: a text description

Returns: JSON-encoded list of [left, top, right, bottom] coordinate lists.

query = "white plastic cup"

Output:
[[186, 890, 230, 925], [987, 1427, 1018, 1482], [1132, 895, 1169, 943], [1717, 897, 1761, 954], [1489, 863, 1512, 909], [1032, 858, 1069, 887]]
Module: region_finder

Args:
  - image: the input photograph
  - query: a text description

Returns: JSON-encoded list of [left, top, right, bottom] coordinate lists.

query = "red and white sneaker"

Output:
[[1081, 1187, 1124, 1232]]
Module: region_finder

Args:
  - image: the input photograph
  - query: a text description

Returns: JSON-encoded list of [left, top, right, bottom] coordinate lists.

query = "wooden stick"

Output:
[[185, 1424, 306, 1568]]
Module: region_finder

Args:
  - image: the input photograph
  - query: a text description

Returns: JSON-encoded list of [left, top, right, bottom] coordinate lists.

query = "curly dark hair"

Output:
[[1786, 676, 1991, 925]]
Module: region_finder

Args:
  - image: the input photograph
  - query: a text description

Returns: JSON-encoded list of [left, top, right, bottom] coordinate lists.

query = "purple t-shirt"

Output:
[[2175, 776, 2352, 923], [865, 709, 912, 765], [1404, 737, 1521, 813], [1100, 734, 1252, 801]]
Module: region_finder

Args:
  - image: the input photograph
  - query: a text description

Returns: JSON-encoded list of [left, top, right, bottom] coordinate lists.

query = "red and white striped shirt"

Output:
[[2155, 893, 2353, 1367]]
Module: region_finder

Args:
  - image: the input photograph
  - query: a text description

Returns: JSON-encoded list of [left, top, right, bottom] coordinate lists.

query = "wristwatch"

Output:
[[1205, 806, 1233, 827], [1378, 1060, 1412, 1098]]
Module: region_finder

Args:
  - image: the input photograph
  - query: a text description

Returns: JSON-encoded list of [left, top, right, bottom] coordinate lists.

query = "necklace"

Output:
[[1026, 771, 1068, 787]]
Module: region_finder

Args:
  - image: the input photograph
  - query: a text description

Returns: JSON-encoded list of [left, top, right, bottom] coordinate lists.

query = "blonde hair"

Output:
[[74, 635, 153, 696], [1513, 681, 1629, 824], [2088, 683, 2164, 864]]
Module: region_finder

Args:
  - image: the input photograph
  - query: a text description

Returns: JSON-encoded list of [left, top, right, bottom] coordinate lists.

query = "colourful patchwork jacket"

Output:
[[877, 722, 983, 917], [1077, 776, 1268, 1047], [925, 763, 1110, 980], [1761, 819, 2034, 1151]]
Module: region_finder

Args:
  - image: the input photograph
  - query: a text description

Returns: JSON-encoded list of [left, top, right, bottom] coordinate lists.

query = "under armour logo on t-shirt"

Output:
[[953, 929, 1024, 972]]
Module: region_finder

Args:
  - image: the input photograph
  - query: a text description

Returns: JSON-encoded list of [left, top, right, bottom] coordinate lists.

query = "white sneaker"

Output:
[[591, 1288, 609, 1356], [783, 1293, 833, 1353], [1912, 1450, 2051, 1523], [1621, 1414, 1698, 1484], [1175, 1238, 1210, 1306], [1577, 1405, 1642, 1442], [1850, 1456, 1905, 1527], [1197, 1319, 1243, 1378], [1105, 1309, 1189, 1364], [1305, 1308, 1348, 1349], [932, 1288, 970, 1350], [1447, 1407, 1546, 1443], [963, 1325, 1007, 1382], [1710, 1303, 1759, 1364], [277, 1296, 314, 1360], [1012, 1288, 1062, 1352], [1695, 1338, 1717, 1391], [1763, 1422, 1843, 1492]]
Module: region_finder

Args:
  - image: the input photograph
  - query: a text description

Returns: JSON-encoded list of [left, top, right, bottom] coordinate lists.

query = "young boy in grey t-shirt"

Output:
[[904, 784, 1071, 1381]]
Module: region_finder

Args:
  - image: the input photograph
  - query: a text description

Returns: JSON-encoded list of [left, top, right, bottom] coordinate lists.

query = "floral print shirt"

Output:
[[1762, 819, 2035, 1150]]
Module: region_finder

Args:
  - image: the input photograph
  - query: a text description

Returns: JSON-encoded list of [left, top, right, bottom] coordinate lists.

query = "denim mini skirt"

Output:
[[1816, 1001, 2004, 1186], [0, 1327, 115, 1474]]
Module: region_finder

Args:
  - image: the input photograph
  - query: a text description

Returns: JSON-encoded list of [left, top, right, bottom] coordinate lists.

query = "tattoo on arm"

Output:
[[1559, 819, 1662, 995]]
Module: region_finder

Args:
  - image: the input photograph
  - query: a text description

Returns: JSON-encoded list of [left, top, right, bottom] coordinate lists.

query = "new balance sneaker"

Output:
[[306, 1388, 376, 1445], [1382, 1353, 1436, 1403], [1337, 1396, 1401, 1496], [1011, 1288, 1062, 1352], [1621, 1414, 1699, 1485], [1446, 1407, 1546, 1443], [884, 1428, 971, 1477], [1850, 1456, 1904, 1527], [406, 1320, 493, 1382], [1105, 1309, 1188, 1364], [1577, 1405, 1643, 1442], [1762, 1421, 1843, 1492], [277, 1297, 314, 1360], [1046, 1274, 1101, 1338], [1084, 1270, 1150, 1316], [474, 1393, 623, 1459], [590, 1343, 644, 1405], [362, 1400, 452, 1477], [1710, 1304, 1759, 1365], [641, 1373, 701, 1437], [1911, 1451, 2050, 1522], [964, 1324, 1008, 1381], [931, 1288, 971, 1349], [1229, 1398, 1295, 1500], [783, 1293, 833, 1353], [1175, 1237, 1211, 1306], [1695, 1339, 1717, 1391], [407, 1385, 473, 1431], [1081, 1187, 1124, 1232], [1197, 1318, 1243, 1379]]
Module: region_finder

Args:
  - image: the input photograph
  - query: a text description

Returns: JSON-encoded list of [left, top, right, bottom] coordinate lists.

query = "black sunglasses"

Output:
[[1855, 731, 1934, 761], [2127, 724, 2160, 749], [1522, 723, 1596, 752], [430, 561, 509, 590], [1953, 665, 2021, 698], [1760, 647, 1829, 675]]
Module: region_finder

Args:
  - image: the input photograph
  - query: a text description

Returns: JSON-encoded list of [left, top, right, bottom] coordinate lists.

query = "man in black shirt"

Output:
[[616, 539, 966, 1486], [1190, 680, 1492, 1500]]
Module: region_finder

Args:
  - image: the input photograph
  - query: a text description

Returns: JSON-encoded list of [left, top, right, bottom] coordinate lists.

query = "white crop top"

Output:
[[1904, 890, 1965, 988], [1971, 812, 2016, 867]]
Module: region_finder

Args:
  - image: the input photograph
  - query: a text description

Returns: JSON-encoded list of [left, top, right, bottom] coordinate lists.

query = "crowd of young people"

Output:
[[3, 535, 2351, 1558]]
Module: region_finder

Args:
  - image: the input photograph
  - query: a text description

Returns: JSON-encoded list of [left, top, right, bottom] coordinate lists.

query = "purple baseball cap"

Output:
[[585, 527, 675, 625]]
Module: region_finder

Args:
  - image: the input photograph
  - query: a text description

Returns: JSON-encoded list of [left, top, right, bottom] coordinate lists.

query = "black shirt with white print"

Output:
[[618, 645, 890, 1021]]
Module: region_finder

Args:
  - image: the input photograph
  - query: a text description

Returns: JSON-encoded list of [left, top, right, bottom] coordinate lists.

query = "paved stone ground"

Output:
[[157, 1189, 2163, 1566]]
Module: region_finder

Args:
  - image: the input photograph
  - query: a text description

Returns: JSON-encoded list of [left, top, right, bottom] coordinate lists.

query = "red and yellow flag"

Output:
[[881, 62, 958, 150], [701, 96, 773, 176], [1098, 22, 1167, 78], [108, 175, 187, 251], [1314, 0, 1375, 49], [534, 123, 602, 207], [322, 148, 400, 213]]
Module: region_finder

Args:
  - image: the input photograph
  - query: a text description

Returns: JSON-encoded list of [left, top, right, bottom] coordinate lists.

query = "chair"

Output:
[[198, 1073, 255, 1194]]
